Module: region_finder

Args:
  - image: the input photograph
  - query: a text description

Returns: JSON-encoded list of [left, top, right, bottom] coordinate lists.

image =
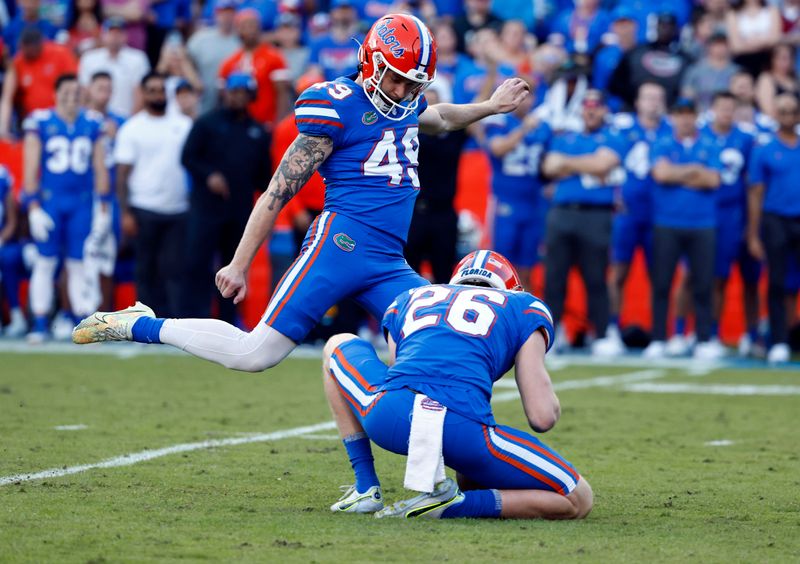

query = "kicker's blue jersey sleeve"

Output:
[[23, 108, 103, 201], [549, 125, 628, 206], [380, 285, 554, 426], [484, 114, 551, 206], [614, 113, 671, 221], [701, 123, 754, 208], [0, 165, 12, 231], [294, 77, 428, 243]]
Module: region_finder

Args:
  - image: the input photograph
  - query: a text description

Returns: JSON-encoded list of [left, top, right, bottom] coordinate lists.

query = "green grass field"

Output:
[[1, 349, 799, 563]]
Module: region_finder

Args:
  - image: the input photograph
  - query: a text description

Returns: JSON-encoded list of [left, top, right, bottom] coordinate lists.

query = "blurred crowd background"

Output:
[[1, 0, 800, 361]]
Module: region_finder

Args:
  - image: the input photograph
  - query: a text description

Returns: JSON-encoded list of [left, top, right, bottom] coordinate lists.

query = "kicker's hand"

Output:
[[489, 78, 531, 114], [216, 263, 248, 304]]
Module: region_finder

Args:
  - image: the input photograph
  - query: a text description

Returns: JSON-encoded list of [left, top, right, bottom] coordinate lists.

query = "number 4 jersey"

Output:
[[23, 108, 103, 203], [381, 284, 555, 426], [294, 76, 428, 242]]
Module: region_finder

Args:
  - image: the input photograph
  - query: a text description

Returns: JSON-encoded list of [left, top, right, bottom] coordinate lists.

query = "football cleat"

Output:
[[450, 250, 524, 292], [358, 13, 437, 120], [3, 309, 27, 338], [693, 339, 726, 360], [767, 343, 791, 364], [51, 312, 75, 341], [330, 484, 384, 514], [374, 478, 464, 519], [665, 334, 690, 357], [591, 325, 626, 358], [642, 340, 666, 359], [72, 301, 155, 344]]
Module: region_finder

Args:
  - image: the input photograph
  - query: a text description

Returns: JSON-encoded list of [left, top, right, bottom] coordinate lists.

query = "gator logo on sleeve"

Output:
[[334, 233, 356, 252], [362, 111, 378, 125]]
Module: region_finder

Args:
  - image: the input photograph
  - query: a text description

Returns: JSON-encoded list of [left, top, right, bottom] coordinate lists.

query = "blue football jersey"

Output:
[[484, 114, 551, 207], [614, 113, 671, 221], [381, 284, 555, 426], [23, 108, 103, 201], [701, 123, 754, 208], [549, 125, 628, 206], [651, 131, 722, 229], [294, 77, 429, 242], [0, 165, 12, 231]]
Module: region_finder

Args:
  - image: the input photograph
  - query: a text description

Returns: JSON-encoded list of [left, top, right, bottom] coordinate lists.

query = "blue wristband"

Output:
[[97, 192, 115, 204], [19, 191, 41, 210]]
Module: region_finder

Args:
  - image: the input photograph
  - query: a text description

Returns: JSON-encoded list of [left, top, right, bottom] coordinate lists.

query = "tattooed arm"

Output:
[[216, 134, 333, 304]]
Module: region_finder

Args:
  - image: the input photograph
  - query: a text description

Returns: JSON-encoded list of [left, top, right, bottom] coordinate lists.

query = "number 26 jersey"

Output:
[[381, 284, 555, 426], [294, 76, 428, 243]]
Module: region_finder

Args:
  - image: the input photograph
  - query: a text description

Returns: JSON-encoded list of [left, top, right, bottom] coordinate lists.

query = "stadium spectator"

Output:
[[154, 37, 203, 115], [607, 81, 670, 354], [186, 0, 241, 115], [0, 27, 78, 139], [272, 12, 309, 85], [218, 8, 291, 127], [747, 93, 800, 364], [609, 12, 692, 109], [180, 73, 271, 322], [534, 58, 589, 132], [0, 165, 28, 338], [145, 1, 191, 68], [681, 31, 741, 113], [483, 93, 549, 287], [644, 98, 721, 360], [497, 19, 532, 74], [307, 0, 363, 82], [550, 0, 611, 55], [2, 0, 58, 56], [174, 80, 199, 119], [78, 17, 150, 117], [405, 83, 466, 284], [453, 0, 503, 53], [114, 72, 192, 318], [430, 21, 463, 99], [21, 74, 111, 343], [726, 0, 782, 78], [66, 0, 103, 55], [592, 6, 639, 111], [729, 69, 776, 132], [454, 27, 515, 108], [100, 0, 148, 50], [540, 89, 625, 353], [755, 43, 800, 121], [699, 91, 755, 358]]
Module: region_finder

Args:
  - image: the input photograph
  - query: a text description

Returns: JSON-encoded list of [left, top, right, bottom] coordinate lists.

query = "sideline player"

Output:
[[22, 74, 110, 343], [322, 250, 592, 518], [484, 93, 551, 287], [73, 14, 531, 371]]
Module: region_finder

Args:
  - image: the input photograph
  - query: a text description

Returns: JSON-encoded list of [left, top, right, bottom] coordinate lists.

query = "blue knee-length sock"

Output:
[[131, 317, 165, 344], [674, 317, 686, 336], [343, 432, 379, 492], [711, 321, 719, 338], [441, 489, 502, 518]]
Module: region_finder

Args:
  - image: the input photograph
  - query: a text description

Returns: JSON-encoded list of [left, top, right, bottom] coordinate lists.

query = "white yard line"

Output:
[[624, 382, 800, 395], [1, 369, 668, 487], [53, 424, 88, 431]]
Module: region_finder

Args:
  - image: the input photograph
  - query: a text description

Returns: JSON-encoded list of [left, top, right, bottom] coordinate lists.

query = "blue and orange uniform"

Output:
[[328, 283, 581, 495], [262, 76, 430, 342]]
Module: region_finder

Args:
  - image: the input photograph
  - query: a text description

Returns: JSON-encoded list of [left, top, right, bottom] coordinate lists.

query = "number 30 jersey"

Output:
[[23, 108, 103, 202], [294, 76, 428, 243], [381, 284, 554, 425]]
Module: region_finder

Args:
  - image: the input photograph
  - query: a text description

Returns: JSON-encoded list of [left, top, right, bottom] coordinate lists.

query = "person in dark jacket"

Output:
[[180, 72, 272, 322]]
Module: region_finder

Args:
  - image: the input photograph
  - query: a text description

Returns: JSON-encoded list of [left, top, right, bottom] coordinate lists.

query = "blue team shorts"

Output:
[[611, 213, 652, 266], [263, 211, 429, 342], [38, 196, 92, 260], [329, 338, 581, 495], [491, 200, 542, 268], [715, 206, 745, 280]]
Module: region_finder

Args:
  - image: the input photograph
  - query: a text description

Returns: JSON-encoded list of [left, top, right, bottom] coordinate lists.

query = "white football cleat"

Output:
[[693, 339, 727, 361], [665, 334, 690, 357], [72, 301, 155, 344], [51, 312, 75, 341], [737, 333, 753, 357], [374, 478, 464, 519], [26, 330, 48, 345], [642, 340, 666, 360], [767, 343, 791, 364], [330, 484, 384, 514], [3, 308, 27, 338], [591, 325, 626, 358]]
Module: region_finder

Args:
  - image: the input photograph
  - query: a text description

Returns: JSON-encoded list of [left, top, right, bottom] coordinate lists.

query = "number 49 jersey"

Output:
[[381, 284, 554, 426], [23, 108, 103, 201], [294, 76, 428, 243]]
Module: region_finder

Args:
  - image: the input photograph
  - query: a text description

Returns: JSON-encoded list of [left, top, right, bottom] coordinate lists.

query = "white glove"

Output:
[[90, 200, 112, 239], [29, 206, 55, 242]]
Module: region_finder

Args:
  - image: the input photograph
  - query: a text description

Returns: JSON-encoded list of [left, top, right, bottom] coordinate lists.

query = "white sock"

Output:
[[160, 318, 296, 372], [30, 256, 58, 317], [66, 258, 100, 317]]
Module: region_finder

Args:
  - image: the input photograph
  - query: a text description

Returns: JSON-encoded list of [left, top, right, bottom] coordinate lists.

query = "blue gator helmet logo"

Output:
[[375, 23, 405, 58], [362, 111, 378, 125], [334, 232, 356, 252]]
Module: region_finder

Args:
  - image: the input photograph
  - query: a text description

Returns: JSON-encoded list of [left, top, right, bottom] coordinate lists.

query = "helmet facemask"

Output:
[[361, 50, 434, 121]]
